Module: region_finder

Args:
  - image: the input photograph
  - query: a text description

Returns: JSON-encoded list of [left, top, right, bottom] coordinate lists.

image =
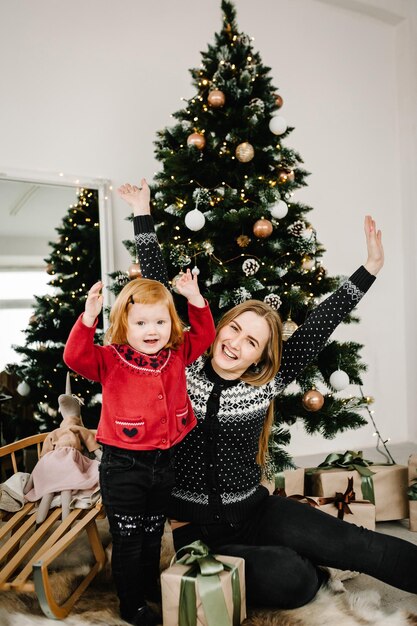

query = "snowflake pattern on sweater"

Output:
[[133, 215, 375, 524]]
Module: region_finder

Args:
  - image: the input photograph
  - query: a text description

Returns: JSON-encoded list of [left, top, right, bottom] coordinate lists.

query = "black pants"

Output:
[[99, 445, 175, 622], [173, 494, 417, 609]]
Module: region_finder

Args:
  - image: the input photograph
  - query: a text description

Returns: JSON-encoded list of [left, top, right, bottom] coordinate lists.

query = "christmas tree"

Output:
[[7, 188, 103, 434], [115, 0, 372, 470]]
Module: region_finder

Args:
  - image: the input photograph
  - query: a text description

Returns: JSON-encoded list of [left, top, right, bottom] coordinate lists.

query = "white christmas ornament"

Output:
[[185, 209, 205, 231], [191, 266, 200, 275], [270, 200, 288, 219], [17, 381, 31, 396], [329, 369, 350, 391], [269, 115, 288, 135]]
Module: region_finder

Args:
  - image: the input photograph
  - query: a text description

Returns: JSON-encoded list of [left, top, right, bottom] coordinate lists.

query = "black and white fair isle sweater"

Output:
[[133, 215, 376, 525]]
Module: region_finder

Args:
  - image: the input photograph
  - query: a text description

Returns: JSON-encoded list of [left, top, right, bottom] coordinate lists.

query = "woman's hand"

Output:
[[174, 269, 205, 308], [117, 178, 150, 216], [82, 281, 103, 327], [363, 215, 384, 276]]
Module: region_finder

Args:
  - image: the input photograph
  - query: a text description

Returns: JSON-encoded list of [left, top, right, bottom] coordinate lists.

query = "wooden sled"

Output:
[[0, 433, 107, 620]]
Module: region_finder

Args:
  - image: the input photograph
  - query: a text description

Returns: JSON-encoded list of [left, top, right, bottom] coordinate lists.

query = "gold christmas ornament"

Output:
[[29, 314, 37, 325], [45, 263, 54, 274], [277, 168, 295, 184], [302, 389, 325, 412], [253, 218, 273, 238], [274, 93, 284, 109], [282, 317, 298, 341], [187, 132, 206, 150], [208, 89, 226, 108], [128, 262, 142, 279], [236, 234, 251, 248], [302, 256, 315, 271], [235, 142, 255, 163]]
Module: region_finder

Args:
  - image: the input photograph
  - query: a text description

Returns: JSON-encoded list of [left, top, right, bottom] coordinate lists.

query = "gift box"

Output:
[[407, 454, 417, 531], [409, 501, 417, 532], [261, 467, 305, 496], [315, 498, 375, 530], [307, 451, 408, 522], [296, 478, 375, 530], [161, 540, 246, 626]]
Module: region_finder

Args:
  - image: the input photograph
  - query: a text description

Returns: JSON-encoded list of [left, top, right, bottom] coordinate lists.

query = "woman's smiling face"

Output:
[[211, 310, 270, 379]]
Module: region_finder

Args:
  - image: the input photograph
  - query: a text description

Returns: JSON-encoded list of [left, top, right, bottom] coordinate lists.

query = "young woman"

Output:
[[64, 274, 215, 626], [119, 181, 417, 610]]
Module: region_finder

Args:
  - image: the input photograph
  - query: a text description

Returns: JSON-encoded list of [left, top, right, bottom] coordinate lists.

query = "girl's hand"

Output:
[[117, 178, 150, 216], [363, 215, 384, 275], [82, 281, 103, 327], [174, 269, 205, 308]]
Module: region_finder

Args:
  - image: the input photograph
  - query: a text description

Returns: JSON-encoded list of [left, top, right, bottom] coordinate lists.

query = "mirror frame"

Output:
[[0, 167, 114, 319]]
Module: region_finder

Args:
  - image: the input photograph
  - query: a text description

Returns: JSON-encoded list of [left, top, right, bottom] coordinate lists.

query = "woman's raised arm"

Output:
[[117, 180, 170, 288]]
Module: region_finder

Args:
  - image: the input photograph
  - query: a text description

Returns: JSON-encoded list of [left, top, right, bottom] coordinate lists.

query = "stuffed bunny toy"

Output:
[[24, 373, 102, 524]]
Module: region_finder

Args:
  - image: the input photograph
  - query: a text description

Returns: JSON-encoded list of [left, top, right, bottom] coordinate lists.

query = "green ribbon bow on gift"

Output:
[[274, 471, 286, 494], [173, 540, 241, 626], [408, 481, 417, 501], [315, 450, 376, 504]]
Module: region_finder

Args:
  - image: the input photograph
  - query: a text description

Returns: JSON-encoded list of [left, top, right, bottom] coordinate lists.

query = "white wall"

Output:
[[0, 0, 415, 456]]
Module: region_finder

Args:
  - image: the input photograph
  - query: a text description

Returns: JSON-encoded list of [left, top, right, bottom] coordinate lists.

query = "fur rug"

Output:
[[0, 522, 416, 626]]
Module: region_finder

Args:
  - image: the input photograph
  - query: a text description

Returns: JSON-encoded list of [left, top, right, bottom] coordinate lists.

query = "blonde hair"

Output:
[[105, 278, 184, 349], [208, 300, 283, 467], [256, 402, 275, 467]]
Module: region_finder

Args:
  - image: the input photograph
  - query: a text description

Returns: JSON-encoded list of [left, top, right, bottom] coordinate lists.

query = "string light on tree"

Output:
[[359, 387, 395, 464]]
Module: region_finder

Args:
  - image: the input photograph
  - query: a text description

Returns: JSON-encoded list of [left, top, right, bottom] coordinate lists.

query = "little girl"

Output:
[[64, 266, 215, 626]]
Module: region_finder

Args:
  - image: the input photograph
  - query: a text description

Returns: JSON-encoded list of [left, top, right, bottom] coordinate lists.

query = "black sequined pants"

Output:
[[99, 445, 175, 622]]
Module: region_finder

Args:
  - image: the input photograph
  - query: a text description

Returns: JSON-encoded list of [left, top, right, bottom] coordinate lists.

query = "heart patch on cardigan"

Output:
[[122, 427, 138, 437]]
